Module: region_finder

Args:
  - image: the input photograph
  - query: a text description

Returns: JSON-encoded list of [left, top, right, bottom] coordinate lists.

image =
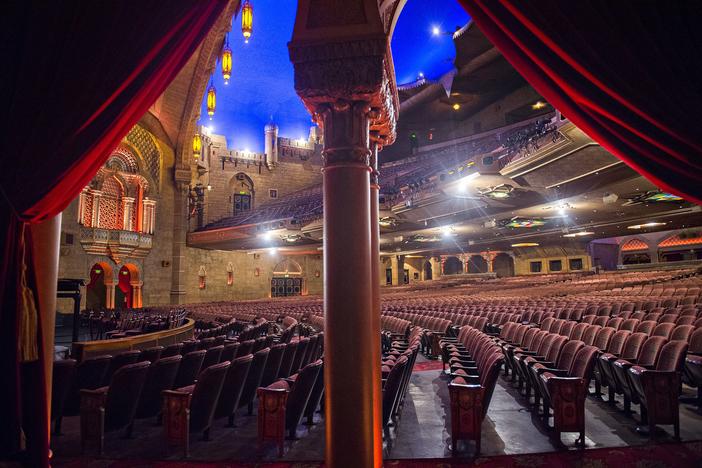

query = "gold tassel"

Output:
[[18, 223, 39, 363]]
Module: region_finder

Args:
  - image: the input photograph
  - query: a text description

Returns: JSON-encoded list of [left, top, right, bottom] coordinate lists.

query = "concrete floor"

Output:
[[51, 356, 702, 465]]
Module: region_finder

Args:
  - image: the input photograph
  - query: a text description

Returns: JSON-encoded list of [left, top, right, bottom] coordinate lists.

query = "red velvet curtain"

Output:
[[459, 0, 702, 204], [0, 1, 227, 465]]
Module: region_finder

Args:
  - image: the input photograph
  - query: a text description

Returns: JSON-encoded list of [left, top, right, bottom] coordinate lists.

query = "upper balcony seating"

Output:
[[80, 361, 151, 455], [628, 340, 689, 438]]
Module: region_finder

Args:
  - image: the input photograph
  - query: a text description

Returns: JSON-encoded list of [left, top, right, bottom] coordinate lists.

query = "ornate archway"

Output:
[[86, 262, 114, 310], [443, 256, 463, 275], [492, 253, 514, 277], [467, 254, 488, 273]]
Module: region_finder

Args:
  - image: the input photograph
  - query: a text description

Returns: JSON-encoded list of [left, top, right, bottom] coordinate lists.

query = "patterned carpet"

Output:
[[52, 440, 702, 467]]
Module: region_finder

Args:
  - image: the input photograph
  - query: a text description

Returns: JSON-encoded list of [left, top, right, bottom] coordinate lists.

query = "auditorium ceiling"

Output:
[[186, 2, 701, 255]]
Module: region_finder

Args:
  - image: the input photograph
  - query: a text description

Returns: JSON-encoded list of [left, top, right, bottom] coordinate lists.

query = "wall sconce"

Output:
[[254, 267, 260, 277], [314, 270, 320, 278]]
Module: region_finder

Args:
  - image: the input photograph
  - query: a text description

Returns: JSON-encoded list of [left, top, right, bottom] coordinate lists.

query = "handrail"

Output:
[[71, 318, 195, 361]]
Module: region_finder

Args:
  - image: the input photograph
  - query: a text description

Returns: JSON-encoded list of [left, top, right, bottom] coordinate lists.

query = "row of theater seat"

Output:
[[498, 317, 695, 440], [53, 323, 323, 457], [439, 325, 504, 453]]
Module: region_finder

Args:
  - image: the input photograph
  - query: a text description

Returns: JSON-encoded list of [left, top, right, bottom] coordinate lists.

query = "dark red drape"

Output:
[[459, 0, 702, 204], [0, 1, 227, 465]]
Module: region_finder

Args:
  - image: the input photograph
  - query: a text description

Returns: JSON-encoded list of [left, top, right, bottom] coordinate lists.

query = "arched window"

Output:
[[231, 173, 254, 215]]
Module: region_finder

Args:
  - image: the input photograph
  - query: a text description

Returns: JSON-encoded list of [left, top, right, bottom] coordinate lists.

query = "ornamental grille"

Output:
[[126, 125, 161, 192]]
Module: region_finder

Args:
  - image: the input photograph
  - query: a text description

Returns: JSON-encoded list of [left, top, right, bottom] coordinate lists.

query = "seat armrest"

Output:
[[536, 367, 567, 376], [450, 374, 480, 385]]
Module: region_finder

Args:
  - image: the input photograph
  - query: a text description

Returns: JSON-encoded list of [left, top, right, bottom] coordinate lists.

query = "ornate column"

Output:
[[459, 253, 469, 273], [170, 176, 190, 304], [440, 255, 447, 275], [390, 255, 400, 285], [142, 198, 157, 234], [122, 196, 135, 231], [483, 252, 495, 273], [104, 282, 116, 309], [290, 24, 398, 466], [90, 190, 102, 227], [130, 281, 143, 308], [368, 135, 382, 456], [316, 100, 377, 466]]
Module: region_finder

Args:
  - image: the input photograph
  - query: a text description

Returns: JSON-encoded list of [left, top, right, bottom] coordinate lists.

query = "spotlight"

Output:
[[269, 248, 278, 255], [432, 25, 441, 36], [260, 231, 272, 241], [452, 103, 461, 111], [440, 226, 454, 237]]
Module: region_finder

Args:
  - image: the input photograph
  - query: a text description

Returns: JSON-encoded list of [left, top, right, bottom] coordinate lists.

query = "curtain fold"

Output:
[[0, 1, 227, 465], [459, 0, 702, 204]]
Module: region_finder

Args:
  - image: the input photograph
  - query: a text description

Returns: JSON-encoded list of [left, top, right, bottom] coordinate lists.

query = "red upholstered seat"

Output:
[[540, 345, 598, 445], [628, 340, 688, 438]]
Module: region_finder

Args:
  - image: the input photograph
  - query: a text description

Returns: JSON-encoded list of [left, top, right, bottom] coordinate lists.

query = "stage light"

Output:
[[432, 25, 441, 36], [532, 101, 547, 110], [511, 242, 539, 247], [452, 103, 460, 111]]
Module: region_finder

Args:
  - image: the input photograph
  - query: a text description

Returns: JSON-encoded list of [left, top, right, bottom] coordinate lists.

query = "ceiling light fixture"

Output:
[[432, 25, 441, 36], [563, 231, 594, 238], [511, 242, 539, 247], [532, 101, 547, 110], [627, 222, 666, 230]]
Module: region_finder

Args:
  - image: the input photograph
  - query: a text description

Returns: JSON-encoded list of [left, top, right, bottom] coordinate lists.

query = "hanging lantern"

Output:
[[206, 80, 216, 119], [193, 132, 202, 159], [221, 36, 232, 84], [241, 0, 253, 43]]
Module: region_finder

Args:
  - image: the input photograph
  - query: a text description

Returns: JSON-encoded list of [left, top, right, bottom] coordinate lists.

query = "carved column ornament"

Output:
[[316, 100, 372, 167]]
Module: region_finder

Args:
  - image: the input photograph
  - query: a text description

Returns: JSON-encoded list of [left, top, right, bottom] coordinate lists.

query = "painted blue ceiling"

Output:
[[199, 0, 469, 153]]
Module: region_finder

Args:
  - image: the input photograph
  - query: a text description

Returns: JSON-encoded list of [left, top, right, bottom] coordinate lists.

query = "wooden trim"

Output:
[[72, 318, 195, 361]]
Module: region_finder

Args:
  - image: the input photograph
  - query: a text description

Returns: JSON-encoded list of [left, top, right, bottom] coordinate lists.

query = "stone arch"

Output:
[[492, 253, 514, 277], [443, 256, 463, 275], [467, 255, 488, 273], [273, 258, 303, 276], [423, 260, 433, 280], [229, 172, 255, 215], [86, 261, 114, 310], [620, 238, 649, 252]]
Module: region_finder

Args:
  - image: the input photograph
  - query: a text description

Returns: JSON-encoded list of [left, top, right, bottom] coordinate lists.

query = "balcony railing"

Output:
[[80, 227, 152, 262]]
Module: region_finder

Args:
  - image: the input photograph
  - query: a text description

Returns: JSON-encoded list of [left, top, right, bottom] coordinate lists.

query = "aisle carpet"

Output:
[[52, 440, 702, 467], [412, 360, 444, 372]]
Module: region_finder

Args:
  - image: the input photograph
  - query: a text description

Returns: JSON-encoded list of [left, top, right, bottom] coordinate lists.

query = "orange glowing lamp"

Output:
[[206, 81, 216, 119], [193, 133, 202, 159], [221, 37, 232, 84], [241, 0, 253, 43]]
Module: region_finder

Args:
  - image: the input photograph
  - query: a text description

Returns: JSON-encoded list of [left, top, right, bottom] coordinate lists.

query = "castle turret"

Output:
[[264, 119, 278, 166]]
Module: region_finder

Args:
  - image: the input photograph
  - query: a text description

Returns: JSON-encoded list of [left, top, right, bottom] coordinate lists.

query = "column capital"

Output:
[[315, 100, 373, 167], [289, 36, 398, 147]]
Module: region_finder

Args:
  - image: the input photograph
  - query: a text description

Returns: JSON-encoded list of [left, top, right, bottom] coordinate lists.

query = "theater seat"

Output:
[[173, 350, 206, 389], [215, 354, 253, 426], [540, 345, 598, 446], [612, 336, 666, 413], [102, 350, 141, 386], [59, 354, 112, 434], [449, 351, 503, 454], [80, 361, 150, 455], [135, 355, 182, 421], [51, 359, 77, 434], [163, 361, 230, 456], [628, 340, 688, 438], [257, 360, 323, 456], [238, 347, 270, 415], [139, 346, 164, 364]]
